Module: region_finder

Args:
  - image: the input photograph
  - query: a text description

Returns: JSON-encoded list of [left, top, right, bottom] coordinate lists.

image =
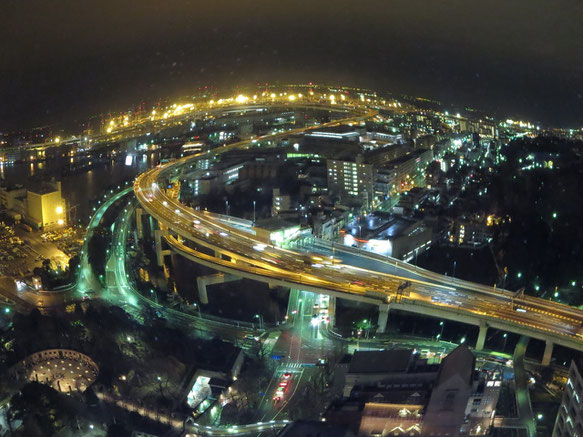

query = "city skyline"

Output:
[[1, 2, 583, 435], [1, 0, 583, 131]]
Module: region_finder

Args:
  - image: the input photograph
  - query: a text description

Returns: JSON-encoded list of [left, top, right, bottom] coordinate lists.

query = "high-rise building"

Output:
[[327, 156, 374, 206], [553, 359, 583, 437]]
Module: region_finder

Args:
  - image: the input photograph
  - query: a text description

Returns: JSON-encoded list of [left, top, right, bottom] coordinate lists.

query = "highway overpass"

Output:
[[134, 102, 583, 366]]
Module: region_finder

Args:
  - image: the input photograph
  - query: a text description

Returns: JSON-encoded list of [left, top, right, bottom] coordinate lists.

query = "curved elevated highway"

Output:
[[134, 103, 583, 365]]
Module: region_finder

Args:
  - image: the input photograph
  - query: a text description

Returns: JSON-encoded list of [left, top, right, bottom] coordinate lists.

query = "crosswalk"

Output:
[[276, 361, 318, 370]]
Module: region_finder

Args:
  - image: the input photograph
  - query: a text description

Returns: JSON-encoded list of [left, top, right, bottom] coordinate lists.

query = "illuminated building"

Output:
[[27, 181, 66, 229], [272, 188, 292, 216], [305, 126, 362, 142], [553, 359, 583, 437], [329, 346, 481, 437], [359, 403, 423, 436], [380, 149, 434, 193], [184, 344, 244, 409], [341, 214, 432, 261], [448, 220, 493, 248], [254, 217, 305, 245], [327, 156, 374, 205], [460, 373, 502, 436]]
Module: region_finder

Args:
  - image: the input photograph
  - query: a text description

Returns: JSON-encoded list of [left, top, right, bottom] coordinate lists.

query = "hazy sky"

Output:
[[1, 0, 582, 129]]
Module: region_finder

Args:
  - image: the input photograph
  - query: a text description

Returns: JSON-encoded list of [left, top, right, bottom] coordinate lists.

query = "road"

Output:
[[7, 98, 549, 433], [0, 183, 138, 313], [252, 290, 339, 425], [95, 184, 532, 433], [78, 184, 135, 295], [133, 102, 583, 354], [98, 389, 291, 436], [103, 196, 265, 343], [513, 336, 536, 437]]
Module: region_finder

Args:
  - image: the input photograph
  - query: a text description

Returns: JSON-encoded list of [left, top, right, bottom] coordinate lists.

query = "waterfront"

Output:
[[0, 151, 162, 223]]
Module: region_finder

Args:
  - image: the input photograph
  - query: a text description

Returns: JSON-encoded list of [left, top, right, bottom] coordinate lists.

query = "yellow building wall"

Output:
[[27, 192, 43, 226], [27, 190, 66, 228]]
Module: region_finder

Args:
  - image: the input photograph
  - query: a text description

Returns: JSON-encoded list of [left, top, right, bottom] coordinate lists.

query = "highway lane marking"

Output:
[[134, 103, 583, 344]]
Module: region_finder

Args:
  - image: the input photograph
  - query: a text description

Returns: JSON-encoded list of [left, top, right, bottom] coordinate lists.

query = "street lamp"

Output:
[[254, 314, 264, 330], [253, 200, 256, 224]]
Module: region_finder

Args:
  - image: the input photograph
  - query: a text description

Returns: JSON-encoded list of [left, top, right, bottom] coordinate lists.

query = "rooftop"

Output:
[[279, 420, 356, 437], [255, 216, 300, 231], [343, 213, 422, 241], [348, 349, 414, 374], [28, 181, 61, 195], [436, 344, 475, 387], [379, 148, 430, 169]]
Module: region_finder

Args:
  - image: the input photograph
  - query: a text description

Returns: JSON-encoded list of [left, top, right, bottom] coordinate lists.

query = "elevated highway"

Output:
[[134, 103, 583, 365]]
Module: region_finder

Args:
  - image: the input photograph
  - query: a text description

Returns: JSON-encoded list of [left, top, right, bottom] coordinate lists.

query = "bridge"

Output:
[[133, 102, 583, 366]]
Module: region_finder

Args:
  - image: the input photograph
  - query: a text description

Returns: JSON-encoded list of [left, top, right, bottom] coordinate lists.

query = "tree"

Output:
[[354, 318, 376, 338], [68, 254, 80, 279], [88, 226, 111, 279], [8, 382, 76, 436]]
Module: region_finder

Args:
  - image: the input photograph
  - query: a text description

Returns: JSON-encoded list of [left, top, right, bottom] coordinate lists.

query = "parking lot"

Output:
[[0, 222, 82, 278]]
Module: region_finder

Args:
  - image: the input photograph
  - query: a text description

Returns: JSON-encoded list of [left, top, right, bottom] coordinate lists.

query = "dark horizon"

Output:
[[2, 0, 582, 131]]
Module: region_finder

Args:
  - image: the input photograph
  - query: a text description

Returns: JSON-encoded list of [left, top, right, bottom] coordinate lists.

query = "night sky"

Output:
[[1, 0, 582, 130]]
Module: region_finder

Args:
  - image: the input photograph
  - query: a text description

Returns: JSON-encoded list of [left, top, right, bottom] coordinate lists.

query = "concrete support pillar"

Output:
[[328, 296, 336, 328], [154, 229, 171, 267], [287, 289, 299, 319], [198, 281, 209, 305], [136, 208, 144, 239], [377, 304, 390, 333], [542, 340, 554, 366], [475, 322, 488, 351], [196, 273, 240, 305], [149, 216, 155, 240]]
